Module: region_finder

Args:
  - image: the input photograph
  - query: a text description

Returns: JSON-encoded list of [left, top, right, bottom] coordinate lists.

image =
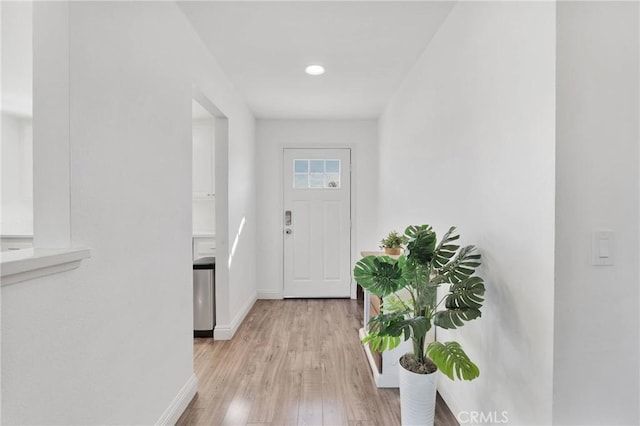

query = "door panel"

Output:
[[292, 200, 311, 280], [323, 201, 342, 280], [283, 148, 351, 298]]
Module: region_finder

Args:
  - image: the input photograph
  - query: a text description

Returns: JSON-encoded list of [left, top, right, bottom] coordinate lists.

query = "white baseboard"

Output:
[[257, 289, 283, 299], [359, 327, 385, 386], [214, 291, 257, 340], [156, 373, 198, 425], [436, 381, 463, 421]]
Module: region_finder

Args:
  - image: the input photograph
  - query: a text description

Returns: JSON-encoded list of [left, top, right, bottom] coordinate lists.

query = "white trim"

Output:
[[434, 380, 462, 421], [257, 289, 283, 299], [213, 291, 256, 340], [348, 146, 357, 300], [155, 373, 198, 426], [0, 248, 91, 286]]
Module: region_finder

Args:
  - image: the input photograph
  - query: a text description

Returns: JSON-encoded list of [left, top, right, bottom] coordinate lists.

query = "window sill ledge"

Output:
[[1, 247, 91, 287]]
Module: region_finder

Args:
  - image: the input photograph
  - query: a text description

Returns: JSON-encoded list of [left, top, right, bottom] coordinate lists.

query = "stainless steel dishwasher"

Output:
[[193, 257, 215, 338]]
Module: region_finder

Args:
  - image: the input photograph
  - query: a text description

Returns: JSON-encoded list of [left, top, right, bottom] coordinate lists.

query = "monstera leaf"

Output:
[[365, 312, 406, 352], [383, 294, 414, 314], [367, 311, 407, 336], [386, 316, 431, 342], [426, 341, 480, 381], [362, 333, 401, 353], [445, 276, 485, 310], [365, 312, 430, 351], [404, 225, 436, 266], [433, 276, 485, 329], [433, 307, 482, 329], [431, 226, 460, 269], [353, 256, 406, 297], [441, 245, 482, 283]]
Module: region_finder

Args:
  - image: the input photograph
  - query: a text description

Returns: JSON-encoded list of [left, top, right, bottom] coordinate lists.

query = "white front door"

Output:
[[283, 148, 351, 298]]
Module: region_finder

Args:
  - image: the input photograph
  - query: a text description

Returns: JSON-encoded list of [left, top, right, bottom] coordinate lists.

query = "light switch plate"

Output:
[[592, 230, 614, 266]]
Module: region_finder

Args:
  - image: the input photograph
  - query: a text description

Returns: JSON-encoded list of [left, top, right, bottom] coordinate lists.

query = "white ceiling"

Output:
[[179, 1, 455, 119]]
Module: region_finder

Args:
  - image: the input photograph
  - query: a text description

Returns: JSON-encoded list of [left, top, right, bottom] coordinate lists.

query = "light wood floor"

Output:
[[177, 299, 458, 426]]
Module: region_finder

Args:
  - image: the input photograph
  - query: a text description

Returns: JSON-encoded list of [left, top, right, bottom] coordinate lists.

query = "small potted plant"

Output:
[[379, 230, 408, 255], [355, 224, 485, 426]]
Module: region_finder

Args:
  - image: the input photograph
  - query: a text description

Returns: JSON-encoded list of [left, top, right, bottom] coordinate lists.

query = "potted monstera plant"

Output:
[[354, 224, 485, 426]]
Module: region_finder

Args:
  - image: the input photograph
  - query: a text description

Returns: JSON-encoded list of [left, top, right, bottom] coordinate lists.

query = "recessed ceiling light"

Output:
[[305, 65, 325, 76]]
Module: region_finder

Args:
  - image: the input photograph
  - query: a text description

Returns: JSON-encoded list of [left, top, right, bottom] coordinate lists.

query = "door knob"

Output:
[[285, 228, 292, 235]]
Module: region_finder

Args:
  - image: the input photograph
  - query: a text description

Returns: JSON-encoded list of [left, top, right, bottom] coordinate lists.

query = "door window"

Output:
[[293, 159, 341, 189]]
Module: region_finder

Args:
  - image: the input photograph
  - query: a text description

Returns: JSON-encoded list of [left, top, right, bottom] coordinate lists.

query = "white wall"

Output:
[[1, 2, 256, 424], [226, 109, 257, 335], [1, 113, 33, 235], [255, 120, 378, 299], [554, 2, 639, 424], [378, 2, 556, 424]]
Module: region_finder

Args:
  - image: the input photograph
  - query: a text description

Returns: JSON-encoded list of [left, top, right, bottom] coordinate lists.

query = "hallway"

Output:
[[177, 299, 457, 425]]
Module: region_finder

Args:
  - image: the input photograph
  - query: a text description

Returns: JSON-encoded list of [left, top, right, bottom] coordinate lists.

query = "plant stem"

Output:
[[434, 294, 447, 310], [408, 286, 417, 314], [413, 336, 425, 363]]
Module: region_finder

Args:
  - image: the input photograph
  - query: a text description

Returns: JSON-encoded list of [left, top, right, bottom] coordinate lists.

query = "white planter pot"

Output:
[[399, 360, 438, 426]]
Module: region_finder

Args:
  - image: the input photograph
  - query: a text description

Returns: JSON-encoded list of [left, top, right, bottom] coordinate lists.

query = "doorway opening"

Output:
[[1, 1, 34, 252], [191, 89, 229, 340]]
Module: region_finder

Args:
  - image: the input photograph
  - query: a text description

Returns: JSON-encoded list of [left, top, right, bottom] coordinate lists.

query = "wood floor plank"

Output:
[[177, 299, 458, 426], [347, 421, 377, 426], [270, 371, 302, 425]]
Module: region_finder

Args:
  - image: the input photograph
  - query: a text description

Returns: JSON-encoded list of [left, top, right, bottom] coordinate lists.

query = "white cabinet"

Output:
[[193, 236, 216, 260], [191, 110, 216, 261], [192, 119, 215, 199]]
